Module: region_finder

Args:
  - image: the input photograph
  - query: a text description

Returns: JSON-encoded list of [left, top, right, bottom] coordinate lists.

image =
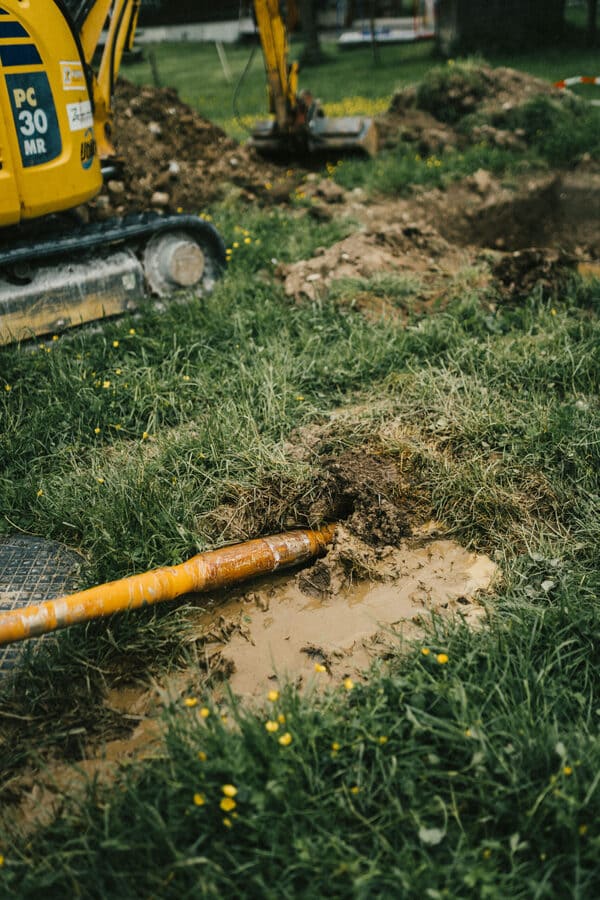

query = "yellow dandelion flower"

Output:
[[200, 707, 210, 719], [331, 742, 341, 752], [3, 385, 11, 392], [244, 237, 252, 244], [343, 677, 355, 691], [96, 477, 105, 484], [112, 340, 119, 348], [94, 427, 101, 434], [220, 797, 236, 812], [265, 720, 279, 733], [142, 432, 149, 440], [267, 689, 279, 702], [36, 489, 43, 497], [114, 424, 122, 431], [295, 395, 305, 401], [223, 817, 232, 828], [184, 697, 198, 708], [421, 647, 430, 656], [436, 653, 449, 665], [465, 728, 472, 738], [129, 328, 136, 335], [551, 308, 557, 316], [277, 713, 286, 725], [102, 380, 111, 389], [222, 784, 237, 798], [0, 854, 4, 866], [233, 242, 239, 249], [193, 792, 206, 806], [579, 824, 588, 836], [177, 207, 183, 213], [314, 662, 326, 673], [563, 765, 573, 776], [182, 374, 190, 381], [482, 848, 492, 859], [198, 751, 207, 762], [278, 732, 292, 747], [115, 368, 122, 375], [378, 736, 389, 745], [52, 334, 59, 341], [350, 786, 360, 795]]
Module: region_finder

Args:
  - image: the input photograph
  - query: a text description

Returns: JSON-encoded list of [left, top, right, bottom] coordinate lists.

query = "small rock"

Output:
[[471, 168, 493, 195], [148, 121, 162, 136], [151, 191, 170, 207], [94, 195, 112, 220], [315, 179, 345, 203], [107, 180, 125, 195]]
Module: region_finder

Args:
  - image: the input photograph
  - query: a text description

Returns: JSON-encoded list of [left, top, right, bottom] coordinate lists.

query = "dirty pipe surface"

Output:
[[0, 526, 336, 647]]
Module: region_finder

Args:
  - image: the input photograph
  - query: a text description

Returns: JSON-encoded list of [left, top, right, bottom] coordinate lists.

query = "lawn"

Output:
[[1, 35, 600, 899]]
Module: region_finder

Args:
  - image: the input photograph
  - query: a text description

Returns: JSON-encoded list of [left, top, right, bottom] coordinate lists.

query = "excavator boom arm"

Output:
[[253, 0, 297, 131]]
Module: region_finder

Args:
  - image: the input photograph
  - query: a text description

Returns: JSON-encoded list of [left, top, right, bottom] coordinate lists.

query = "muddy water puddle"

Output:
[[193, 533, 497, 697]]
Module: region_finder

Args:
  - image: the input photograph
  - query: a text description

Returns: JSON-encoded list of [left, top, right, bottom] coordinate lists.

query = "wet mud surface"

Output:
[[193, 525, 497, 698]]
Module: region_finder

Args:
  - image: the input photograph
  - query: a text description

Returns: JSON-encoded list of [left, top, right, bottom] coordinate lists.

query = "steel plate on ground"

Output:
[[0, 534, 82, 676]]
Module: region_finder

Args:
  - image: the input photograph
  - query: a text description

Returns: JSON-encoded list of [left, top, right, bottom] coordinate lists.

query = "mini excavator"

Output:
[[0, 0, 226, 345], [249, 0, 378, 157]]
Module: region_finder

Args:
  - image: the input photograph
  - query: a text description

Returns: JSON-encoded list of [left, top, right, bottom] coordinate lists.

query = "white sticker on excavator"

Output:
[[60, 61, 86, 92], [66, 100, 93, 132]]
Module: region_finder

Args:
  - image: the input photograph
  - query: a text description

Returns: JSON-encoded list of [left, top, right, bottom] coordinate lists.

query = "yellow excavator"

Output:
[[0, 0, 226, 345], [0, 0, 376, 346], [250, 0, 377, 156]]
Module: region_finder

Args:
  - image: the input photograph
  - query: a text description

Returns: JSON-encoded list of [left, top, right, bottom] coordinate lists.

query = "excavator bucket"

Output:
[[250, 114, 378, 157]]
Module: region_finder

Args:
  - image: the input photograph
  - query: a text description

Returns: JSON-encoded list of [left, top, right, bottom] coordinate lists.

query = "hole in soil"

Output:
[[439, 174, 600, 254]]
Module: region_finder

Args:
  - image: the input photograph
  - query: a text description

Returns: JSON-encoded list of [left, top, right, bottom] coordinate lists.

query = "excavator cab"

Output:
[[0, 0, 102, 226]]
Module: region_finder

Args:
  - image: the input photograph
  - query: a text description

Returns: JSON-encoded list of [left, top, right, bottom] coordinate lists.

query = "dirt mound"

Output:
[[279, 220, 466, 305], [87, 80, 297, 219], [378, 62, 558, 155], [414, 62, 556, 124]]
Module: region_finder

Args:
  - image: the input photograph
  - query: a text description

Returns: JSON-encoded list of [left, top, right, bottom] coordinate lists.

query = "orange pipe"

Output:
[[0, 526, 336, 647]]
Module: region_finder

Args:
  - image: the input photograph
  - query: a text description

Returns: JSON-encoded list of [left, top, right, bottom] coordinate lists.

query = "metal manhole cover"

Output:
[[0, 534, 83, 676]]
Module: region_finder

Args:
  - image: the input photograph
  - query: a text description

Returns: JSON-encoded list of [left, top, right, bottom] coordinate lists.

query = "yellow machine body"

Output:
[[0, 0, 102, 226], [0, 0, 224, 346]]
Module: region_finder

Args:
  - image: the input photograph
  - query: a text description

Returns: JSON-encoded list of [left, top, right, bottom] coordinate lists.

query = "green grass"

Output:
[[2, 39, 600, 898], [2, 239, 600, 895]]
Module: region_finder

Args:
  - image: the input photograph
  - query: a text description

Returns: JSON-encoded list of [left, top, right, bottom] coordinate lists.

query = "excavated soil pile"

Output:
[[377, 63, 560, 155], [86, 79, 296, 219]]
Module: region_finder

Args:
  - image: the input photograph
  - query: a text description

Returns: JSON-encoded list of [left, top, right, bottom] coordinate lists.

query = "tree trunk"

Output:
[[588, 0, 598, 46], [299, 0, 324, 65]]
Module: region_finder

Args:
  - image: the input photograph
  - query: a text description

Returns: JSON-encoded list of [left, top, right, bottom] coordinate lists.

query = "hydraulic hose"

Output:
[[0, 526, 336, 646]]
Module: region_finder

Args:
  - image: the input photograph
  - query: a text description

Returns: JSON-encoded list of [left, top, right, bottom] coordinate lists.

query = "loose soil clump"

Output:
[[86, 80, 300, 219]]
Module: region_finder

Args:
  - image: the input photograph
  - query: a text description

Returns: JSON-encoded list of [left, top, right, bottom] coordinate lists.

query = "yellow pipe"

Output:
[[0, 526, 336, 647]]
